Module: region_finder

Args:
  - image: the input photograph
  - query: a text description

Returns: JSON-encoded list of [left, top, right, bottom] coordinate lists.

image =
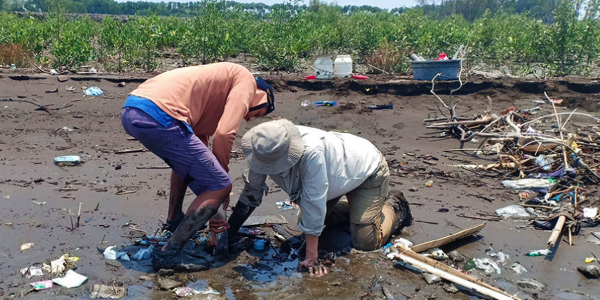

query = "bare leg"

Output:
[[163, 185, 232, 251], [168, 171, 187, 221]]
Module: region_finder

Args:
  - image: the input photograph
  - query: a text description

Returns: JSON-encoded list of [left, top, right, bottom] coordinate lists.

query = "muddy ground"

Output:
[[0, 70, 599, 300]]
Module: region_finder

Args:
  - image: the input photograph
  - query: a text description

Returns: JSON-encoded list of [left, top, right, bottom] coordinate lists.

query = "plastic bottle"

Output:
[[54, 155, 81, 167], [525, 249, 551, 256], [213, 206, 228, 258], [463, 259, 476, 271]]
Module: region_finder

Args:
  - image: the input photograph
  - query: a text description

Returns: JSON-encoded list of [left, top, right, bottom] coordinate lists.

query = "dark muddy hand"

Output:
[[299, 258, 328, 277]]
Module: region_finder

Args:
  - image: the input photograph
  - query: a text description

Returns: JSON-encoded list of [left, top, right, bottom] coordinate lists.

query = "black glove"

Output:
[[163, 211, 186, 233], [227, 200, 256, 239]]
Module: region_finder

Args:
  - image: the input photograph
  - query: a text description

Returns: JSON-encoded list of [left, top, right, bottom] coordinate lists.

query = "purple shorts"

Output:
[[121, 107, 231, 195]]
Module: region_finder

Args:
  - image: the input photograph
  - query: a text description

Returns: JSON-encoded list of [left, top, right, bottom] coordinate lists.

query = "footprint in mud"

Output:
[[392, 123, 405, 130]]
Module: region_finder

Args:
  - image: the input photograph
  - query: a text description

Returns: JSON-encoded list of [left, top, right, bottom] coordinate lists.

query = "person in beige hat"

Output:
[[227, 119, 412, 276]]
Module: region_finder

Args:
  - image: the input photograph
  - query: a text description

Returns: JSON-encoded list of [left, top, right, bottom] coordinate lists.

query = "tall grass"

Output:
[[0, 0, 598, 76]]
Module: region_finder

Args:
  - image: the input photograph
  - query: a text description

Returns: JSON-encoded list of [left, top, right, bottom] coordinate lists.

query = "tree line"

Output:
[[0, 0, 588, 22]]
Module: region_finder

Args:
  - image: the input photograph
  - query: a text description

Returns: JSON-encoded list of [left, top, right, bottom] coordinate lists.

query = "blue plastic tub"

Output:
[[410, 59, 462, 81]]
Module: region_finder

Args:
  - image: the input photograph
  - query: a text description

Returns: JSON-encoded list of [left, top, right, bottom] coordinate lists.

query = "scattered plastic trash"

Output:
[[535, 154, 555, 171], [175, 287, 195, 297], [66, 86, 75, 91], [510, 263, 528, 274], [313, 101, 337, 107], [495, 204, 531, 219], [31, 280, 53, 291], [84, 87, 104, 96], [185, 281, 220, 295], [254, 238, 266, 250], [425, 180, 433, 187], [54, 155, 81, 167], [352, 75, 369, 80], [20, 266, 43, 279], [20, 242, 34, 251], [44, 254, 79, 274], [334, 55, 352, 78], [517, 278, 547, 291], [525, 249, 551, 256], [463, 259, 476, 271], [275, 200, 294, 210], [447, 250, 464, 262], [488, 251, 510, 265], [315, 55, 334, 79], [442, 282, 459, 294], [46, 255, 66, 274], [103, 246, 130, 261], [501, 178, 555, 191], [2, 195, 10, 199], [424, 248, 448, 261], [52, 270, 88, 288], [583, 207, 598, 219], [300, 100, 312, 107], [435, 52, 449, 61], [50, 69, 58, 75], [368, 102, 393, 110], [423, 273, 442, 284], [392, 238, 413, 248], [89, 68, 97, 74], [90, 284, 127, 299], [11, 63, 17, 69], [410, 53, 425, 61], [473, 258, 502, 274], [304, 75, 317, 80], [132, 245, 154, 260], [577, 265, 600, 279], [584, 257, 597, 264]]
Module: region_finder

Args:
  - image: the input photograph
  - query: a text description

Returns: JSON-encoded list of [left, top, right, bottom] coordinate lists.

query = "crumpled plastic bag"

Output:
[[510, 263, 528, 275], [502, 178, 554, 191], [473, 258, 501, 274], [488, 251, 510, 265], [132, 245, 154, 261], [52, 270, 88, 288], [104, 246, 130, 261], [84, 87, 104, 96], [495, 204, 532, 219]]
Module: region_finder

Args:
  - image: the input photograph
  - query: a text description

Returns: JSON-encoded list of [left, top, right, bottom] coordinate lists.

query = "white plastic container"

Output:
[[334, 55, 353, 78], [314, 55, 333, 79]]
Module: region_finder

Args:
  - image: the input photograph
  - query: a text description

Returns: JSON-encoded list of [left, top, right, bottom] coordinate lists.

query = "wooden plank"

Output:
[[411, 222, 486, 253], [393, 246, 520, 300], [243, 214, 288, 227]]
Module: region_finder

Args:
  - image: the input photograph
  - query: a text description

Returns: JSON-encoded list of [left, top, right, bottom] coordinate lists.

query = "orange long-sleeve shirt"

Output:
[[130, 62, 265, 171]]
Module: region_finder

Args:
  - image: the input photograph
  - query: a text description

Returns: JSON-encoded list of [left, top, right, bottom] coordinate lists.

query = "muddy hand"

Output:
[[299, 258, 328, 277], [209, 217, 230, 234], [209, 217, 230, 247]]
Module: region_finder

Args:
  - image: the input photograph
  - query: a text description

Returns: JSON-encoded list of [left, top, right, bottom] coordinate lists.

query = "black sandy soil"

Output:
[[1, 71, 599, 300]]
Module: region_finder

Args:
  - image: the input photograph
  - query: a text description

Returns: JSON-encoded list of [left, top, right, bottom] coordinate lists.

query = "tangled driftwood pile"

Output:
[[425, 75, 600, 250]]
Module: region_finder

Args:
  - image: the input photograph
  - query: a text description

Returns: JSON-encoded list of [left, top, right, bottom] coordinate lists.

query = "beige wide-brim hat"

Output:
[[241, 119, 304, 175]]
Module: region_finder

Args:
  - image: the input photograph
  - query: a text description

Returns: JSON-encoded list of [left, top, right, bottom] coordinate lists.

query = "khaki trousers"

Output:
[[325, 154, 397, 251]]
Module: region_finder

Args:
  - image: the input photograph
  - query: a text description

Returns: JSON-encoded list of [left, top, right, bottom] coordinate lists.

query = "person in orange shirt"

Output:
[[121, 62, 274, 270]]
